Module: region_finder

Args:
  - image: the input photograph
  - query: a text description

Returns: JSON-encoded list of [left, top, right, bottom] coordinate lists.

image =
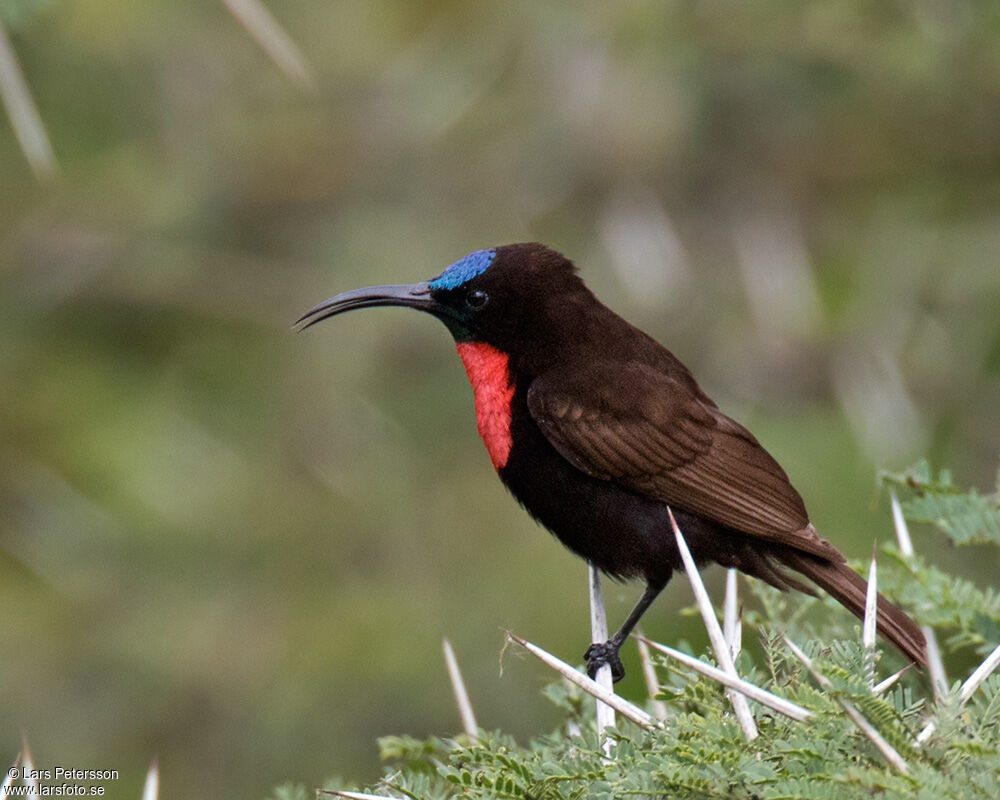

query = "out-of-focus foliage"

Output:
[[878, 463, 1000, 654], [277, 471, 1000, 799], [0, 0, 54, 29], [2, 2, 999, 798], [881, 460, 1000, 546], [880, 547, 1000, 654]]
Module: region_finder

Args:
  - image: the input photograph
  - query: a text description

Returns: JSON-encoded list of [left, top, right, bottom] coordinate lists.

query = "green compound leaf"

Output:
[[880, 460, 1000, 546]]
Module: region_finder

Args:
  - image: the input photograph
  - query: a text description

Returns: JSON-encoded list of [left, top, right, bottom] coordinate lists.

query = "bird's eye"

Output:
[[466, 289, 489, 310]]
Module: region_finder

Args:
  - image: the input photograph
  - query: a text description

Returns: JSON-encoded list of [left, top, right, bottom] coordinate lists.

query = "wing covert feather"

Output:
[[526, 362, 835, 558]]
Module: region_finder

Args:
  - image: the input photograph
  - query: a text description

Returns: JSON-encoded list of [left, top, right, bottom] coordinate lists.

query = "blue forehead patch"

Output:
[[428, 249, 496, 290]]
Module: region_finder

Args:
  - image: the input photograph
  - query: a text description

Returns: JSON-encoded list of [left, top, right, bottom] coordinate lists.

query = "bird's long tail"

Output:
[[779, 550, 927, 667]]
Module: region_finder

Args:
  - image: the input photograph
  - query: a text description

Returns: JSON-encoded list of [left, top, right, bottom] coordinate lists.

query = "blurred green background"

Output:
[[2, 1, 999, 796]]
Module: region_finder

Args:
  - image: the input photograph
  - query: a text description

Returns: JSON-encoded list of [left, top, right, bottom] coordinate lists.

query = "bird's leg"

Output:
[[584, 580, 665, 683]]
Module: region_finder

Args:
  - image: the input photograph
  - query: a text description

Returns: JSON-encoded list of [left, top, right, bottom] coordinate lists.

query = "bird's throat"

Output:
[[455, 341, 514, 469]]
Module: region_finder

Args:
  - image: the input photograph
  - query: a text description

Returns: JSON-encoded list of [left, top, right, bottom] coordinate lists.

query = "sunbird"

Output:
[[298, 243, 925, 680]]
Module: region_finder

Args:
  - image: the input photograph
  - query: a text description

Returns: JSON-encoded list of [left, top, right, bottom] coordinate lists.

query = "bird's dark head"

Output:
[[296, 243, 591, 353]]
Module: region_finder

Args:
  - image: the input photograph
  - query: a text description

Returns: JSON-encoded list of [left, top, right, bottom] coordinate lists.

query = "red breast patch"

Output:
[[455, 342, 514, 469]]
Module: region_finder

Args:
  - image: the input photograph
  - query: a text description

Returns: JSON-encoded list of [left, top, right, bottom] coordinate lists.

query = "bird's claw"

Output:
[[584, 641, 625, 683]]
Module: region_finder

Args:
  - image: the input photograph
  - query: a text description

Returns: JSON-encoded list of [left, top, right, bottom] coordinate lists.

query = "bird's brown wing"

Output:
[[526, 362, 837, 559]]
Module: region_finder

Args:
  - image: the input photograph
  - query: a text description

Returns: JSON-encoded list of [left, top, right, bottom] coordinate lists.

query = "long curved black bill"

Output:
[[294, 282, 434, 330]]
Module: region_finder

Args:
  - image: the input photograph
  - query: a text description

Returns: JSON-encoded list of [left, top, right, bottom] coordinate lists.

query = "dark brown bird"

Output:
[[298, 243, 926, 680]]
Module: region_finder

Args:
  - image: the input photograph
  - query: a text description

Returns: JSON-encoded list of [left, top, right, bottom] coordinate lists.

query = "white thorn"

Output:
[[442, 638, 478, 737], [784, 636, 909, 774], [958, 642, 1000, 703], [1, 753, 20, 799], [0, 20, 58, 180], [588, 564, 616, 753], [669, 509, 758, 740], [923, 627, 948, 700], [872, 666, 909, 695], [507, 632, 655, 729], [20, 736, 38, 795], [916, 716, 937, 744], [890, 490, 947, 697], [863, 546, 878, 688], [220, 0, 317, 91], [889, 491, 914, 558], [723, 569, 741, 661], [918, 642, 1000, 744], [635, 630, 668, 721], [142, 759, 159, 800], [639, 636, 811, 721]]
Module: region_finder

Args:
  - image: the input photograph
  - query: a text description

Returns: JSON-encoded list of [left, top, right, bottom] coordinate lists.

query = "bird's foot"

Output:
[[584, 640, 625, 683]]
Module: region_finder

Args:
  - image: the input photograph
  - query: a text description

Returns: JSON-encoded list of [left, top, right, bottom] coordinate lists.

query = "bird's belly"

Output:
[[497, 403, 679, 582], [500, 444, 743, 584]]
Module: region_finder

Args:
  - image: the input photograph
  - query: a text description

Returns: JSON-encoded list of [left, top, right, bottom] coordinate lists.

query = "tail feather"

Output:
[[779, 550, 927, 667]]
